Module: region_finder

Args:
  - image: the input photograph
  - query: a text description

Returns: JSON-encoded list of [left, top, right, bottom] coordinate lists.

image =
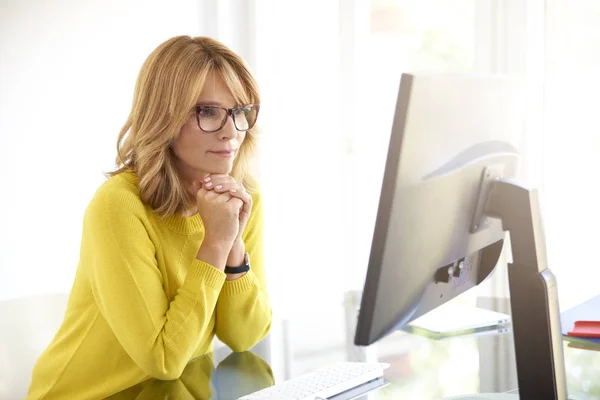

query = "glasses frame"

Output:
[[195, 104, 260, 133]]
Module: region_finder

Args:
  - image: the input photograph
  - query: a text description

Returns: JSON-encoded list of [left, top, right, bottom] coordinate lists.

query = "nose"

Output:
[[217, 114, 237, 141]]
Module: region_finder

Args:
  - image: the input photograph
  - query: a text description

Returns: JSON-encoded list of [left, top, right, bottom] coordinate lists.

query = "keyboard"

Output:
[[239, 361, 390, 400]]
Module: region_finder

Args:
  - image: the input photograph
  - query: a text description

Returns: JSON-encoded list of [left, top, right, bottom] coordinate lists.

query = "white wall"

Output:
[[254, 0, 347, 317], [543, 0, 600, 310], [0, 0, 203, 300]]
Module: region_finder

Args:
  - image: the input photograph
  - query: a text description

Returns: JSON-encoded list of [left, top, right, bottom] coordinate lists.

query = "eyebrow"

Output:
[[196, 101, 239, 108]]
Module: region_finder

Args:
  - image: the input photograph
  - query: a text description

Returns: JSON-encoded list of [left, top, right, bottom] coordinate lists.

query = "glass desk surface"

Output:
[[108, 297, 600, 399]]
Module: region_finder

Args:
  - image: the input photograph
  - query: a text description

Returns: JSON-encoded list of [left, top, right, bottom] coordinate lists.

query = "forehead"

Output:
[[196, 72, 237, 106]]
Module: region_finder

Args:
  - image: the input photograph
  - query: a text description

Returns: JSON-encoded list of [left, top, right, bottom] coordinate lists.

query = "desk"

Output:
[[3, 295, 600, 399], [106, 297, 600, 399]]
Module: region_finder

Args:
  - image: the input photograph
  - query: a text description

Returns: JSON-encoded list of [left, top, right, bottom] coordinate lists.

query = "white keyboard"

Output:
[[239, 361, 389, 400]]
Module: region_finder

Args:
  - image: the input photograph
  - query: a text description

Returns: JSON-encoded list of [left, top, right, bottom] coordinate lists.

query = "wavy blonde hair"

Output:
[[108, 36, 260, 218]]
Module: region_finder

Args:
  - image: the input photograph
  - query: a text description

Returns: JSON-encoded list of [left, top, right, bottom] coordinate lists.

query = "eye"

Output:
[[198, 107, 219, 118]]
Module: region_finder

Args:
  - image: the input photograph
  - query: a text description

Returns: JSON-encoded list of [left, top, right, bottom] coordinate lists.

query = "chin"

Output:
[[206, 164, 233, 175]]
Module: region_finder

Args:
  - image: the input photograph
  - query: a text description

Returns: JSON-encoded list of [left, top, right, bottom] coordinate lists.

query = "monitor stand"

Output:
[[447, 178, 568, 399], [407, 300, 511, 338]]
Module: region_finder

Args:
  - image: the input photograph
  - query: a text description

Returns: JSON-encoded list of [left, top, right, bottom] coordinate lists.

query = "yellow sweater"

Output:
[[27, 171, 272, 399]]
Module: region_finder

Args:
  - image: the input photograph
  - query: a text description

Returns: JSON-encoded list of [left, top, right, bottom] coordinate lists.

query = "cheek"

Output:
[[174, 123, 209, 157], [182, 119, 208, 145]]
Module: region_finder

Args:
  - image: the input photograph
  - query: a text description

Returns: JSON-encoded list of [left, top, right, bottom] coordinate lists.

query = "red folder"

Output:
[[567, 320, 600, 338]]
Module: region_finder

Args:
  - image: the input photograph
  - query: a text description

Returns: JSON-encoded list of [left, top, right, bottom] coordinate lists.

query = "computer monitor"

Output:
[[354, 74, 567, 399]]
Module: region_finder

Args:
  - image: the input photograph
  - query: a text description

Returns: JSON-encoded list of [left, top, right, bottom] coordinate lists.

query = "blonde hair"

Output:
[[107, 36, 260, 218]]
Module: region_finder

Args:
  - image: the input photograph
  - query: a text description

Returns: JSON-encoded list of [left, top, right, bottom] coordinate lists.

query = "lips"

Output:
[[210, 149, 236, 157]]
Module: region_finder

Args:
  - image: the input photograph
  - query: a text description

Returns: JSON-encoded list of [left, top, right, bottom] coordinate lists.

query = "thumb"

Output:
[[191, 181, 202, 193]]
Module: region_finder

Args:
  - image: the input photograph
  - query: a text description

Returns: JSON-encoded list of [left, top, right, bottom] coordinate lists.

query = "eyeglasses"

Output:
[[195, 104, 260, 133]]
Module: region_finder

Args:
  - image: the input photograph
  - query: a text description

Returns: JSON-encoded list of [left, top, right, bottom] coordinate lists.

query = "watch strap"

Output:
[[224, 252, 250, 274], [224, 264, 250, 274]]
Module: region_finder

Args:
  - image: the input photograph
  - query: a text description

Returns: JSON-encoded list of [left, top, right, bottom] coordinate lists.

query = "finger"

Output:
[[209, 181, 244, 194], [203, 174, 230, 186], [215, 191, 234, 204], [209, 181, 244, 193], [227, 190, 252, 211], [204, 176, 238, 191], [227, 196, 244, 210], [242, 196, 251, 216], [211, 176, 245, 193], [194, 184, 207, 196], [195, 186, 220, 201]]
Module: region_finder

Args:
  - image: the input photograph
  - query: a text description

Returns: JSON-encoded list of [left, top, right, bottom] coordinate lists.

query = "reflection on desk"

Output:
[[106, 351, 274, 400], [103, 326, 600, 399]]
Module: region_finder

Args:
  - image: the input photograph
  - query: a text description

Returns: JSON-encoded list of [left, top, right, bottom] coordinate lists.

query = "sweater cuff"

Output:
[[187, 259, 227, 291], [221, 269, 260, 297]]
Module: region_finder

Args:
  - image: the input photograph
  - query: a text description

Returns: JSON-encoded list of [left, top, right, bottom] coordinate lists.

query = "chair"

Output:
[[0, 293, 69, 399]]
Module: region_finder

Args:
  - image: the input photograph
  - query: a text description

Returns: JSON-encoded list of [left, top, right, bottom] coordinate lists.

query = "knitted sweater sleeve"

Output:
[[215, 191, 272, 351], [84, 187, 226, 380]]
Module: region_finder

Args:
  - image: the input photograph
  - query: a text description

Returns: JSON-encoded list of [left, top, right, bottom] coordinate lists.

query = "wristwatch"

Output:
[[224, 252, 250, 274]]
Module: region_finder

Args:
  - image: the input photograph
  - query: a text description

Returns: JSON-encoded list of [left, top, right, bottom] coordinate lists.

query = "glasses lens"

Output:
[[198, 107, 227, 132], [234, 105, 259, 131]]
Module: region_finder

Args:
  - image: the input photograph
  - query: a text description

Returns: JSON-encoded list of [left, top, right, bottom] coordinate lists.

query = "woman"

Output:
[[27, 35, 271, 399]]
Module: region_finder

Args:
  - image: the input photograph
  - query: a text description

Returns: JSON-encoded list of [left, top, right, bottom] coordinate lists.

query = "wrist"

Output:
[[202, 237, 234, 254], [226, 239, 245, 267], [196, 240, 232, 271], [226, 243, 249, 281]]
